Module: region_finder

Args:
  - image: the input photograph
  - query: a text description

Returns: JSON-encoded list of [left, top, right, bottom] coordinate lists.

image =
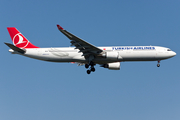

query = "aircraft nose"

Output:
[[167, 51, 176, 58], [172, 51, 176, 57], [170, 51, 176, 57]]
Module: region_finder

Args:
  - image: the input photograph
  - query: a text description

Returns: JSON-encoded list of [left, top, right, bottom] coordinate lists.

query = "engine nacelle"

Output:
[[102, 62, 120, 70], [105, 52, 119, 60]]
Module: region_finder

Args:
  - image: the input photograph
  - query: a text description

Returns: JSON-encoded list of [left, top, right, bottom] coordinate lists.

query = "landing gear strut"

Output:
[[85, 55, 96, 74], [157, 61, 160, 67]]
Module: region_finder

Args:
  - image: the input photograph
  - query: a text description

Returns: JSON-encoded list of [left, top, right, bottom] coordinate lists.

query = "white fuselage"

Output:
[[10, 46, 176, 64]]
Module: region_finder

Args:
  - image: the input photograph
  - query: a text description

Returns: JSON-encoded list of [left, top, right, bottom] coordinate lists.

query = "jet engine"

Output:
[[103, 52, 119, 60], [101, 62, 120, 70]]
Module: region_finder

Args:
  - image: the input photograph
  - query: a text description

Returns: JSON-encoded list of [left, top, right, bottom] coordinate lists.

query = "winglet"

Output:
[[57, 24, 64, 30]]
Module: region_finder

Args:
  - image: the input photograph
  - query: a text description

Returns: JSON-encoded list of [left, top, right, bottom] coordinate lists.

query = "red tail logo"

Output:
[[7, 27, 39, 48], [13, 33, 29, 48]]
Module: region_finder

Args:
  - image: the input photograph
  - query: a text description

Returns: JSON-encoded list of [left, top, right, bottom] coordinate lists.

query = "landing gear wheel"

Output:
[[157, 63, 160, 67], [87, 70, 91, 74], [85, 64, 89, 69], [91, 67, 95, 72], [86, 60, 96, 74]]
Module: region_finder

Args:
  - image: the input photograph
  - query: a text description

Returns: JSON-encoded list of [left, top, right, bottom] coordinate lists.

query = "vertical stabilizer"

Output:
[[7, 27, 39, 48]]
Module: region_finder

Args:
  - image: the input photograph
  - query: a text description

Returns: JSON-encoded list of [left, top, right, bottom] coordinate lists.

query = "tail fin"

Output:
[[7, 27, 39, 48]]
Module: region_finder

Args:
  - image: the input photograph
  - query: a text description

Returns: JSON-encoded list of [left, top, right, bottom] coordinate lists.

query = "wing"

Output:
[[57, 25, 103, 57]]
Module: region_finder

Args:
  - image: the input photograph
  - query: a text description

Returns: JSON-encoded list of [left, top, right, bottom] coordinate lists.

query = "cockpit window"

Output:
[[167, 49, 171, 51]]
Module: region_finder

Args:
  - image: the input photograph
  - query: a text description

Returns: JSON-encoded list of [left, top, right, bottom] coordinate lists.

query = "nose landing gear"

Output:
[[157, 61, 160, 67]]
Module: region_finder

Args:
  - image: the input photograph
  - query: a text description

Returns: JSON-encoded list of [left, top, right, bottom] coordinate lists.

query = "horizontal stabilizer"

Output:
[[4, 42, 26, 54]]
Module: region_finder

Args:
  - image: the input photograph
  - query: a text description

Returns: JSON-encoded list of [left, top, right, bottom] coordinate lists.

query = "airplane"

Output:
[[5, 25, 176, 74]]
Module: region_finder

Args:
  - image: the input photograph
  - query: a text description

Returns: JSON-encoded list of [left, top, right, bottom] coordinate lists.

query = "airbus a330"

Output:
[[5, 25, 176, 74]]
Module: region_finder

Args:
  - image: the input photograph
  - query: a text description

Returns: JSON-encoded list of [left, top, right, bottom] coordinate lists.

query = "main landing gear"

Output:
[[85, 62, 96, 74], [157, 61, 160, 67]]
